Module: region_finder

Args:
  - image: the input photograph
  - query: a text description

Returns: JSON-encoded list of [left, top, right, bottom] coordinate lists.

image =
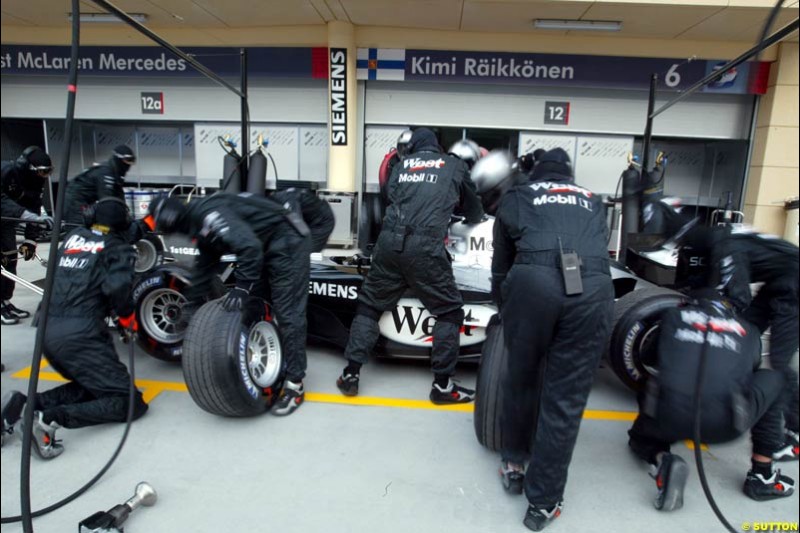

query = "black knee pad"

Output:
[[355, 302, 382, 322], [437, 308, 464, 325]]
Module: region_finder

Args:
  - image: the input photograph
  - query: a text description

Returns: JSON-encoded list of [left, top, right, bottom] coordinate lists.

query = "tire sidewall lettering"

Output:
[[238, 329, 259, 399], [623, 321, 643, 381]]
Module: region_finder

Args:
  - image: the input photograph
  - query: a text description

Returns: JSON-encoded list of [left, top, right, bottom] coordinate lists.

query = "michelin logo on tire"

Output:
[[238, 331, 259, 399]]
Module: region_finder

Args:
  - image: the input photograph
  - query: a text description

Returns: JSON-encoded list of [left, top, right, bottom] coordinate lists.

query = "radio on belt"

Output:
[[558, 237, 583, 296]]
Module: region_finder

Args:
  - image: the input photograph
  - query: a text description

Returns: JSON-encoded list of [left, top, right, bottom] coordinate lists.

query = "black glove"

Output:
[[222, 282, 252, 312], [19, 240, 37, 261]]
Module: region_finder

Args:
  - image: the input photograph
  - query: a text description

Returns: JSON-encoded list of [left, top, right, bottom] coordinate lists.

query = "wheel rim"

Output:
[[140, 288, 187, 344], [638, 322, 661, 377], [135, 239, 159, 273], [247, 321, 282, 388]]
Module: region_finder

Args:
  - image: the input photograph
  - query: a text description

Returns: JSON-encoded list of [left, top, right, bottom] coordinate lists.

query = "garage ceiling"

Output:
[[1, 0, 797, 42]]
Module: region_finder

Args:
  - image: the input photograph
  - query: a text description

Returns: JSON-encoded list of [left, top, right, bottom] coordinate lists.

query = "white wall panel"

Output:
[[574, 135, 634, 194], [364, 125, 408, 187], [364, 81, 751, 140], [299, 125, 328, 183], [193, 122, 325, 188], [1, 77, 328, 123], [518, 132, 577, 161]]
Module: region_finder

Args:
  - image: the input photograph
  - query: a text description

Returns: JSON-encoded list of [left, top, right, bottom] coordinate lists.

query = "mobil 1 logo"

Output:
[[141, 92, 164, 114], [544, 101, 569, 125], [330, 48, 347, 146]]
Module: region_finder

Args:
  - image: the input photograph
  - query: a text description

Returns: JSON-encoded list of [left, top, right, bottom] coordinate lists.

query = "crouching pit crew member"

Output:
[[336, 127, 484, 404], [628, 291, 794, 509], [1, 146, 54, 325], [480, 148, 614, 531], [149, 191, 317, 416], [0, 197, 148, 459]]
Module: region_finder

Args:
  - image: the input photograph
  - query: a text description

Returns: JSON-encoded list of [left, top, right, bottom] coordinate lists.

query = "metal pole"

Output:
[[0, 268, 45, 296], [652, 18, 798, 119], [240, 48, 249, 190], [19, 0, 80, 529], [90, 0, 244, 98], [641, 74, 658, 180]]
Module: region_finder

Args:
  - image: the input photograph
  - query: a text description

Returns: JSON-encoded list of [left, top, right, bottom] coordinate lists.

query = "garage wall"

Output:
[[1, 76, 328, 123], [364, 81, 752, 140]]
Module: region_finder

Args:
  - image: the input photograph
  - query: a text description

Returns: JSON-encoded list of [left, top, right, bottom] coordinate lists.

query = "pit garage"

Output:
[[2, 1, 799, 532]]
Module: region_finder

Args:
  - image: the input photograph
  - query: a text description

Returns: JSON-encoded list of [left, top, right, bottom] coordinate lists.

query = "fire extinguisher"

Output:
[[219, 135, 242, 193], [246, 135, 268, 194]]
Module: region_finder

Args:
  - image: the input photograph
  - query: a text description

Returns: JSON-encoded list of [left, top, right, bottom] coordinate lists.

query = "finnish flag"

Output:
[[357, 48, 406, 81]]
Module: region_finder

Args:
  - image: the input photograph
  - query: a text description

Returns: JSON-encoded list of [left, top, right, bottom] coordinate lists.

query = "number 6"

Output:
[[665, 64, 681, 88]]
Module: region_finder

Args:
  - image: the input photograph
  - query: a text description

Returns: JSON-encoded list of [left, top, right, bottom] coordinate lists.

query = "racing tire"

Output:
[[358, 193, 384, 253], [182, 299, 284, 417], [134, 233, 164, 274], [607, 287, 685, 392], [474, 317, 507, 451], [133, 267, 191, 363]]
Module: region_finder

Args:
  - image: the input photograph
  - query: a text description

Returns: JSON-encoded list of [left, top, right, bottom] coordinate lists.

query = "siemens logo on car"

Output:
[[308, 281, 358, 300]]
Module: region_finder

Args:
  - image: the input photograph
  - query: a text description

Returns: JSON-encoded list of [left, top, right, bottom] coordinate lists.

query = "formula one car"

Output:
[[134, 204, 682, 416]]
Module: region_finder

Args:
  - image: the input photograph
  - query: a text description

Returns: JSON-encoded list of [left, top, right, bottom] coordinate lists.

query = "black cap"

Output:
[[149, 195, 187, 233], [407, 128, 441, 154], [113, 145, 136, 162], [538, 147, 571, 165], [27, 148, 52, 170], [93, 198, 130, 232], [531, 148, 573, 180]]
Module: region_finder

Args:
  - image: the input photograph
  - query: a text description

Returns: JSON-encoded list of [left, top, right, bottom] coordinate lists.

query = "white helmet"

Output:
[[470, 150, 514, 194], [470, 150, 516, 216], [448, 139, 481, 168], [396, 129, 413, 158]]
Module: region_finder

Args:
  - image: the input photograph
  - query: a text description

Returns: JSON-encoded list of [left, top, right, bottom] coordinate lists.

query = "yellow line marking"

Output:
[[10, 366, 639, 420], [684, 440, 710, 451], [306, 392, 474, 412], [583, 409, 637, 422], [141, 387, 163, 404]]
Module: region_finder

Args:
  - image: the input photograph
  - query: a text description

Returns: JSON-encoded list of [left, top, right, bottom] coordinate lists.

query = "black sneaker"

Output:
[[272, 381, 304, 416], [523, 502, 563, 531], [652, 453, 689, 511], [772, 429, 799, 462], [336, 372, 359, 397], [3, 301, 30, 319], [1, 304, 20, 325], [429, 379, 475, 405], [500, 461, 525, 495], [2, 390, 27, 430], [21, 411, 64, 460], [743, 468, 795, 501]]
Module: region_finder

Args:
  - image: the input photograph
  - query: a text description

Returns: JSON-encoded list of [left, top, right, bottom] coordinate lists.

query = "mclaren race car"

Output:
[[131, 214, 683, 399]]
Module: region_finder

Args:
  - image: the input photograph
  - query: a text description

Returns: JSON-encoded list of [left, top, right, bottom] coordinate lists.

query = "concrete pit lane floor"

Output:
[[1, 248, 798, 533]]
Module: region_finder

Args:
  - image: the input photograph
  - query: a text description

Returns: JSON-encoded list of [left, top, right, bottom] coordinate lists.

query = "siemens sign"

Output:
[[329, 48, 348, 146]]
